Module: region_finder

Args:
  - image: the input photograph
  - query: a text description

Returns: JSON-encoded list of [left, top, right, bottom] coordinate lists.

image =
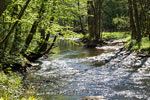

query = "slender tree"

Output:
[[0, 0, 31, 45], [77, 0, 86, 35], [21, 2, 44, 54], [128, 0, 137, 39], [133, 0, 141, 41]]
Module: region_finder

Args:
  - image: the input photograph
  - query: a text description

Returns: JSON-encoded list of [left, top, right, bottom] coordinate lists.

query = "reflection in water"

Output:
[[26, 39, 150, 100]]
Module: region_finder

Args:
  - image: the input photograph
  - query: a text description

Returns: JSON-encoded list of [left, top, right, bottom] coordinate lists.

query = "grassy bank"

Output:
[[0, 72, 40, 100], [102, 32, 150, 54], [125, 37, 150, 54], [102, 32, 130, 41]]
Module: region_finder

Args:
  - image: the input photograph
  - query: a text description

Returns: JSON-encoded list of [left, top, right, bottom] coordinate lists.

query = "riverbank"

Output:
[[88, 32, 150, 69], [89, 46, 150, 69], [103, 32, 150, 55], [0, 72, 40, 100]]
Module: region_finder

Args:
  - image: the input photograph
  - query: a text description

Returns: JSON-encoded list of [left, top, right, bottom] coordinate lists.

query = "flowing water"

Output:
[[26, 39, 150, 100]]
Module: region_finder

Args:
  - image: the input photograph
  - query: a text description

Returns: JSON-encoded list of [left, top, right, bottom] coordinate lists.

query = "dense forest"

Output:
[[0, 0, 150, 100]]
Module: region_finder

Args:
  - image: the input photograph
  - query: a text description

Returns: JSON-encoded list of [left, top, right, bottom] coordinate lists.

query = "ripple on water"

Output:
[[26, 45, 150, 100]]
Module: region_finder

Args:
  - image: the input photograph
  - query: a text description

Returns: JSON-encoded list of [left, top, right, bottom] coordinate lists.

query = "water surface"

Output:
[[26, 39, 150, 100]]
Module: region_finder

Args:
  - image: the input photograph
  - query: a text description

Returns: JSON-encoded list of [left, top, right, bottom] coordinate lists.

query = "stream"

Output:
[[26, 39, 150, 100]]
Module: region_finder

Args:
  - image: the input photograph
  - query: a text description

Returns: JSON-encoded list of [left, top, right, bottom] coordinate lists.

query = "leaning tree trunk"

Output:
[[0, 0, 31, 45], [21, 2, 44, 54], [36, 0, 56, 54], [22, 1, 57, 62], [21, 21, 39, 54]]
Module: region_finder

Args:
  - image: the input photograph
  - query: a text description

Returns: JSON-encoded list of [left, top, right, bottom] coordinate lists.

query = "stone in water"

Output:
[[81, 96, 106, 100]]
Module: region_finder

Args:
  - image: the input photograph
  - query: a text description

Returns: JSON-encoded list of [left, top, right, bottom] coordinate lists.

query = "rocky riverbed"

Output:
[[88, 49, 150, 68], [88, 40, 150, 69]]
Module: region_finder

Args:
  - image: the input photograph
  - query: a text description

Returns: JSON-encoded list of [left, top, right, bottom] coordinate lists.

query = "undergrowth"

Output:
[[125, 37, 150, 54], [102, 32, 130, 41], [102, 32, 150, 54], [0, 72, 41, 100]]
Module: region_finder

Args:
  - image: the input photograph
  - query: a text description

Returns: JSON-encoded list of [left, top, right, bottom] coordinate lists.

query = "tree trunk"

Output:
[[22, 1, 57, 62], [21, 2, 44, 54], [10, 24, 22, 54], [133, 0, 141, 41], [87, 1, 95, 40], [87, 0, 103, 42], [44, 35, 57, 54], [128, 0, 137, 39], [94, 0, 103, 41], [0, 0, 6, 16], [0, 0, 31, 45], [139, 0, 145, 36], [77, 0, 85, 35]]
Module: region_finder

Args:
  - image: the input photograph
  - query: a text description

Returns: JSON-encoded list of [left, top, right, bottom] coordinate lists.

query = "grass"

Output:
[[62, 30, 84, 39], [125, 37, 150, 54], [102, 32, 131, 41], [102, 32, 150, 54], [0, 72, 69, 100], [0, 72, 41, 100]]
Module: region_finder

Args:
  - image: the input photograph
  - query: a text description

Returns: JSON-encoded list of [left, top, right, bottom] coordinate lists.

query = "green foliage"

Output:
[[0, 72, 40, 100], [103, 0, 128, 31], [63, 30, 84, 39], [53, 95, 66, 100], [0, 72, 22, 99], [125, 37, 150, 54], [0, 50, 28, 71], [113, 16, 129, 31], [102, 32, 130, 41], [0, 0, 87, 68]]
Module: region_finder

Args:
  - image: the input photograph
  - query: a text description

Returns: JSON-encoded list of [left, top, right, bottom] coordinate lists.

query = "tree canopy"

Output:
[[0, 0, 150, 71]]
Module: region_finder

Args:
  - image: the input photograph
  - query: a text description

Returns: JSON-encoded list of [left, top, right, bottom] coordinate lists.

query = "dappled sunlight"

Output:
[[25, 40, 150, 100], [0, 0, 150, 99]]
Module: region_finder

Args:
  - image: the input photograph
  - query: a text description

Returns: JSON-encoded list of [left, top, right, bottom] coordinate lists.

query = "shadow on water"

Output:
[[25, 39, 150, 100]]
